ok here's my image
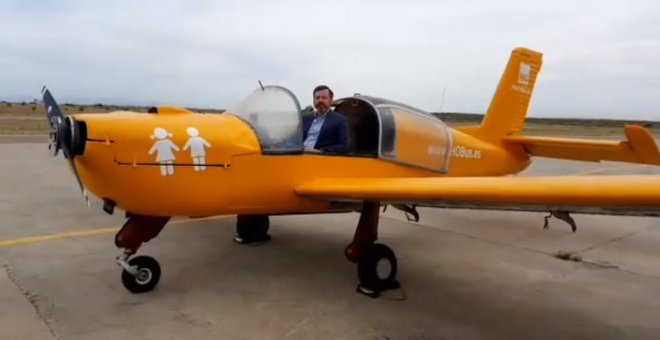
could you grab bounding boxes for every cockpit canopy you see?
[333,95,452,172]
[225,85,452,173]
[226,85,303,153]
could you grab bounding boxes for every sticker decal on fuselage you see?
[148,126,212,176]
[149,128,179,176]
[427,145,446,156]
[451,145,482,159]
[183,127,212,172]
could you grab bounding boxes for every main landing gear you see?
[114,214,170,293]
[232,207,399,297]
[345,201,401,298]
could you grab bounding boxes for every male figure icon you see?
[183,127,212,171]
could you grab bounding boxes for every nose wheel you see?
[114,214,169,294]
[119,254,161,293]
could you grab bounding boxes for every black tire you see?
[357,243,398,291]
[236,215,270,242]
[121,255,161,294]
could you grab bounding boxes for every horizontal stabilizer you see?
[504,125,660,165]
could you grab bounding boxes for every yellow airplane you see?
[42,47,660,298]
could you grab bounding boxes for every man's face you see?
[313,89,332,113]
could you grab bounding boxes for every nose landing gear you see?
[118,252,161,293]
[114,214,169,293]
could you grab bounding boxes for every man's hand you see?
[304,147,321,153]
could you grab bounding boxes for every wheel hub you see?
[136,268,152,284]
[376,258,391,279]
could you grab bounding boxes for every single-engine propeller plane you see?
[42,47,660,297]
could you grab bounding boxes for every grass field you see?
[0,101,657,138]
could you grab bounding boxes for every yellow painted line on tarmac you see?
[0,215,227,248]
[0,227,120,248]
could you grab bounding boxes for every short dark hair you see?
[313,85,333,98]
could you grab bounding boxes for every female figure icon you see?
[148,127,180,176]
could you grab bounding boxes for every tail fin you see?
[458,48,660,166]
[459,47,543,143]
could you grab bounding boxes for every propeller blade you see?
[42,85,64,121]
[66,157,90,208]
[41,86,90,208]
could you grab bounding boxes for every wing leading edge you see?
[295,176,660,217]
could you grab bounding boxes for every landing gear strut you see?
[543,210,577,232]
[346,201,400,298]
[114,214,169,293]
[233,214,271,245]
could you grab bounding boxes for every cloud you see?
[1,0,659,120]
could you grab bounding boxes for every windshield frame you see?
[225,85,304,155]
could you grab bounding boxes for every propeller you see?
[41,86,90,208]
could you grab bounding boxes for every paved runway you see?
[1,141,660,339]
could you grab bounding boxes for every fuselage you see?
[70,107,531,217]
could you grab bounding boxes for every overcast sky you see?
[1,0,659,120]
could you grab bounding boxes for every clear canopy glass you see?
[226,85,303,153]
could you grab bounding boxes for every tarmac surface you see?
[1,139,660,339]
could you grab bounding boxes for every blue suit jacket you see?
[302,110,349,154]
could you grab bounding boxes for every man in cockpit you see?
[302,85,349,154]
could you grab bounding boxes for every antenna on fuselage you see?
[258,80,264,91]
[439,85,447,113]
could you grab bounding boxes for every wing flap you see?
[295,176,660,216]
[503,125,660,165]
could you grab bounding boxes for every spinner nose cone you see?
[42,86,86,159]
[47,115,87,159]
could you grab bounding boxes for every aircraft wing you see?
[295,175,660,217]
